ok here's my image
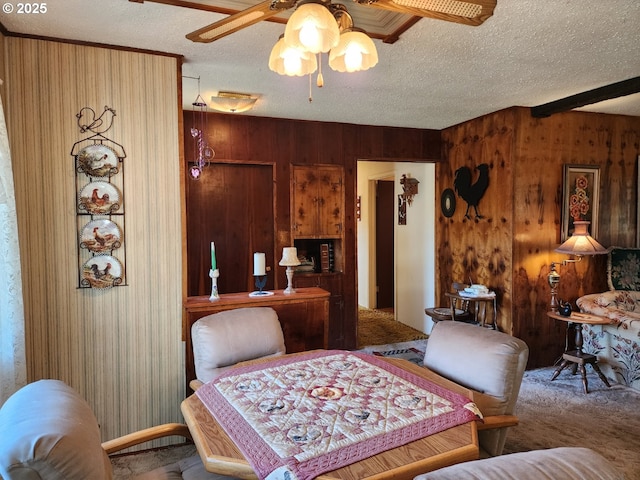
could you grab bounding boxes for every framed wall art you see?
[561,164,600,242]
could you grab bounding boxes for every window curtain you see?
[0,80,27,405]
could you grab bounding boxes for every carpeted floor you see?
[504,366,640,479]
[111,343,640,479]
[357,306,428,348]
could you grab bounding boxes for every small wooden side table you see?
[547,311,613,393]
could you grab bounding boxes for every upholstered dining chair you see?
[424,282,474,324]
[190,306,286,390]
[0,379,238,480]
[422,321,529,457]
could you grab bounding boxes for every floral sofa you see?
[577,247,640,392]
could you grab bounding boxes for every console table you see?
[183,287,330,394]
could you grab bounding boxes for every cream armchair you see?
[190,307,286,390]
[423,321,529,457]
[0,379,237,479]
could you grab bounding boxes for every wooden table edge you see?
[181,354,479,480]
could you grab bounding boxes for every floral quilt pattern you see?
[196,350,480,480]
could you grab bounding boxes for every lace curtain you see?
[0,82,27,405]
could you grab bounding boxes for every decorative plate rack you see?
[71,106,127,288]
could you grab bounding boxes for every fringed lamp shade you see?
[329,29,378,72]
[284,1,340,54]
[555,221,607,256]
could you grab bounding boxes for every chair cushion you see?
[0,379,112,480]
[423,321,528,417]
[423,321,529,456]
[192,307,286,384]
[413,447,622,480]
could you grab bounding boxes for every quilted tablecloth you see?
[196,350,480,480]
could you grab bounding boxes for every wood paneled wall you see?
[440,107,640,368]
[5,37,183,447]
[183,113,441,348]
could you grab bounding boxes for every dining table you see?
[181,350,480,480]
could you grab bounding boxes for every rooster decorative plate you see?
[76,144,120,178]
[80,219,122,253]
[81,255,123,289]
[78,181,121,214]
[441,188,456,218]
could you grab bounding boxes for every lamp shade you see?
[284,1,340,54]
[269,36,317,76]
[279,247,301,266]
[328,29,378,72]
[555,221,607,255]
[209,92,257,113]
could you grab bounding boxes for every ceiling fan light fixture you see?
[209,92,258,113]
[269,36,318,76]
[284,0,340,54]
[328,29,378,73]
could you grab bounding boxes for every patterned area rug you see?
[359,340,427,366]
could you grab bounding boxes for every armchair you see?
[0,379,236,479]
[190,307,286,390]
[423,321,529,457]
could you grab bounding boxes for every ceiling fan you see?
[186,0,497,43]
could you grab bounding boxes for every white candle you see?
[254,252,266,276]
[211,242,216,271]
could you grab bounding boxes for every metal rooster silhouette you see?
[453,164,490,219]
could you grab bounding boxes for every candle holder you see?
[249,274,274,297]
[209,268,220,301]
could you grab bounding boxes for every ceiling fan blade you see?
[186,0,296,43]
[356,0,496,26]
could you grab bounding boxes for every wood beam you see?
[531,76,640,118]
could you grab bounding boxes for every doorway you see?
[356,161,436,334]
[375,180,394,310]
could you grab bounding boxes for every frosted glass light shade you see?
[329,29,378,72]
[284,2,340,54]
[269,36,317,76]
[209,92,257,113]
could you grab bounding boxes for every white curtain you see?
[0,81,27,405]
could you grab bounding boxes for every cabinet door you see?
[317,167,343,237]
[292,165,344,238]
[292,167,318,236]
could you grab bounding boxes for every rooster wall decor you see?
[453,163,490,220]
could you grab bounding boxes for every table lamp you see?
[548,220,607,311]
[279,247,301,294]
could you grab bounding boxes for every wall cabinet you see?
[292,165,344,238]
[290,165,345,346]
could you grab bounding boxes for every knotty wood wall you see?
[439,107,640,367]
[5,36,184,447]
[183,113,442,349]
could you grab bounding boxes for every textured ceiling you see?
[1,0,639,129]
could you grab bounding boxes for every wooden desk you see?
[183,288,330,394]
[181,355,479,480]
[547,311,613,393]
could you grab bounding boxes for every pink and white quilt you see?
[196,350,480,480]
